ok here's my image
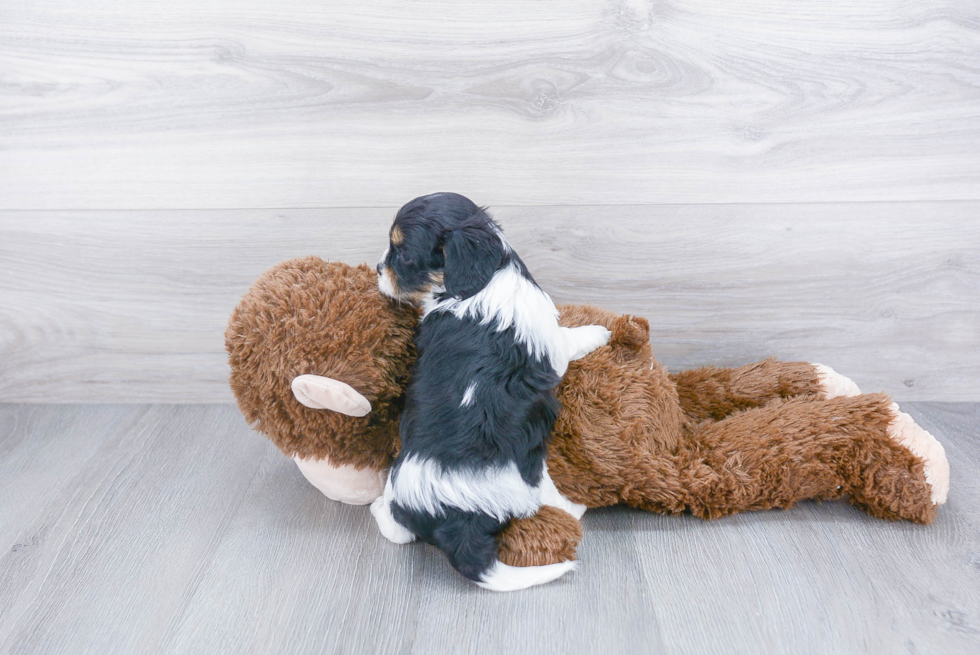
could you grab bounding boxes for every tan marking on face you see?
[429,271,444,286]
[382,267,399,295]
[406,284,431,304]
[390,225,404,246]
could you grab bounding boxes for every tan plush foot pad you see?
[812,363,862,398]
[887,403,950,505]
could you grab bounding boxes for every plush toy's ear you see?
[609,314,650,351]
[442,222,505,299]
[291,375,372,416]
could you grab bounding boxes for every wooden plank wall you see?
[1,1,978,401]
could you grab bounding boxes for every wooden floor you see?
[1,403,978,654]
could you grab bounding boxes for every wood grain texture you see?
[0,403,978,654]
[1,203,977,402]
[1,0,978,209]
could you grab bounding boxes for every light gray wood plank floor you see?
[1,403,977,654]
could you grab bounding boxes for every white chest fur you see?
[425,263,608,377]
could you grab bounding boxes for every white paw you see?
[812,363,861,398]
[370,495,416,544]
[476,560,577,592]
[886,402,950,505]
[567,325,612,361]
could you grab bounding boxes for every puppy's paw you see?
[812,363,861,399]
[370,496,416,544]
[477,560,577,592]
[565,324,612,362]
[886,402,950,505]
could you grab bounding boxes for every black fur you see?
[400,312,560,481]
[390,505,506,582]
[380,192,562,582]
[442,222,506,299]
[378,192,537,301]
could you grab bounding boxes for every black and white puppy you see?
[370,192,610,591]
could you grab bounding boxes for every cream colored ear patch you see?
[291,374,372,416]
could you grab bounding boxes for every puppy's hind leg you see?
[429,508,576,591]
[539,463,587,519]
[370,477,416,544]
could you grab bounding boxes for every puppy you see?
[370,192,610,591]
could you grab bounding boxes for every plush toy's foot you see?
[886,403,950,505]
[497,506,583,567]
[812,363,862,399]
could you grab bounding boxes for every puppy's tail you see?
[476,560,577,592]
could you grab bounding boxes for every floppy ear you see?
[442,223,505,299]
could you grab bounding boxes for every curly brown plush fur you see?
[227,258,945,570]
[669,359,823,422]
[226,257,417,470]
[549,305,936,523]
[496,506,583,567]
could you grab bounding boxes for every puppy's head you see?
[377,192,507,303]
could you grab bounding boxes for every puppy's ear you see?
[443,223,505,299]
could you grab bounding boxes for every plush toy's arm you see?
[668,359,859,422]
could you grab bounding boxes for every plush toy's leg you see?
[659,393,947,524]
[668,359,859,422]
[292,455,386,505]
[496,506,583,567]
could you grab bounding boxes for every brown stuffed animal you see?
[226,257,949,568]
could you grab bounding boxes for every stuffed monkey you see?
[226,257,949,568]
